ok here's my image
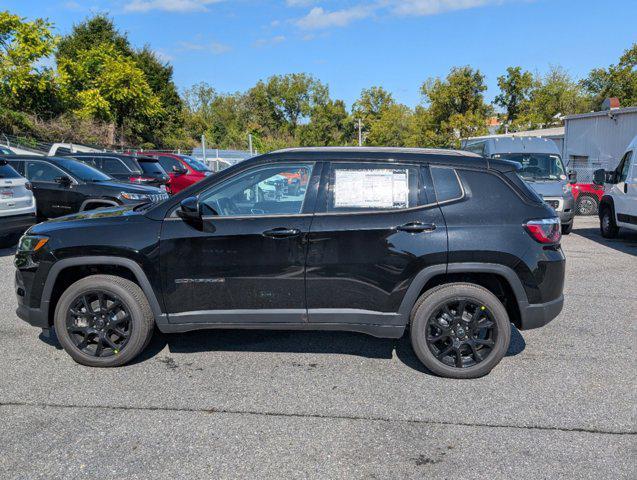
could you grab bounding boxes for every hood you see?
[525,180,566,197]
[29,205,142,234]
[91,179,162,193]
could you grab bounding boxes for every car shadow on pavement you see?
[130,323,526,376]
[574,227,637,256]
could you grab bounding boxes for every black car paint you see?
[15,148,565,338]
[5,156,165,219]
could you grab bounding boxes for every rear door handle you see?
[396,222,436,233]
[262,227,302,238]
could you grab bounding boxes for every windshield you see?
[492,153,566,181]
[53,157,112,182]
[179,155,211,172]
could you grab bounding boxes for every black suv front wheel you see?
[54,275,154,367]
[410,283,511,379]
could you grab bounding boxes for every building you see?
[563,106,637,181]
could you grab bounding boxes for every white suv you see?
[594,135,637,238]
[0,161,37,247]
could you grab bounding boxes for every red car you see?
[570,183,604,215]
[144,152,212,194]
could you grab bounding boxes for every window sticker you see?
[333,168,409,209]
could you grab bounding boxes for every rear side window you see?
[101,158,131,174]
[430,167,463,203]
[139,160,166,175]
[324,163,419,213]
[503,170,544,204]
[0,163,21,179]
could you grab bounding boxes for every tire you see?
[600,207,619,238]
[54,274,154,367]
[576,194,598,216]
[561,222,573,235]
[410,283,511,379]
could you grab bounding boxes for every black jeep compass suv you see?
[14,148,565,378]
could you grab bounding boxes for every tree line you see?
[1,11,635,152]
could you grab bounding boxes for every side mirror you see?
[568,171,577,184]
[176,196,201,223]
[55,175,72,187]
[593,169,605,186]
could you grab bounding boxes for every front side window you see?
[159,156,183,173]
[325,163,419,213]
[430,167,463,203]
[51,157,111,182]
[25,161,67,183]
[618,151,632,183]
[199,164,313,217]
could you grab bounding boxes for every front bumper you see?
[16,303,48,328]
[0,213,36,237]
[518,295,564,330]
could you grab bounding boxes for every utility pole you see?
[201,134,207,165]
[248,133,253,155]
[357,119,363,146]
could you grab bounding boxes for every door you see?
[305,162,447,326]
[614,150,637,227]
[160,161,320,324]
[23,160,79,218]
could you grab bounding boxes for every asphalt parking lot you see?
[0,216,635,479]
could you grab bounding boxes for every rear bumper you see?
[518,295,564,330]
[0,213,36,237]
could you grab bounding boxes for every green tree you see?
[519,66,588,128]
[299,99,352,146]
[366,103,412,147]
[56,14,132,61]
[581,44,637,108]
[58,44,162,142]
[421,66,492,146]
[0,11,59,116]
[494,66,535,125]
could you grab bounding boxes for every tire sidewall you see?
[54,278,149,367]
[411,286,511,379]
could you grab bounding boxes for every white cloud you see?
[391,0,503,16]
[254,35,286,47]
[295,5,374,29]
[178,41,232,54]
[124,0,223,13]
[294,0,510,29]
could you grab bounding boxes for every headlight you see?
[18,235,49,252]
[120,192,149,201]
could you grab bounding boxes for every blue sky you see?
[5,0,637,109]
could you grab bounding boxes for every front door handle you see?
[262,227,302,238]
[396,222,436,233]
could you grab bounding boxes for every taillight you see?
[524,218,561,244]
[25,182,32,191]
[129,176,154,183]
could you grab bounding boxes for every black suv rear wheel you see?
[54,274,154,367]
[410,283,511,379]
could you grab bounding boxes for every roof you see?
[465,127,564,141]
[465,136,561,155]
[268,146,481,157]
[564,106,637,121]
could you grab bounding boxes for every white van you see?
[594,134,637,237]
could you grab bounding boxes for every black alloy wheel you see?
[425,299,497,368]
[66,291,132,357]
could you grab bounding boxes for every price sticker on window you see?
[333,168,409,209]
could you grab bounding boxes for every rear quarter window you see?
[430,167,463,202]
